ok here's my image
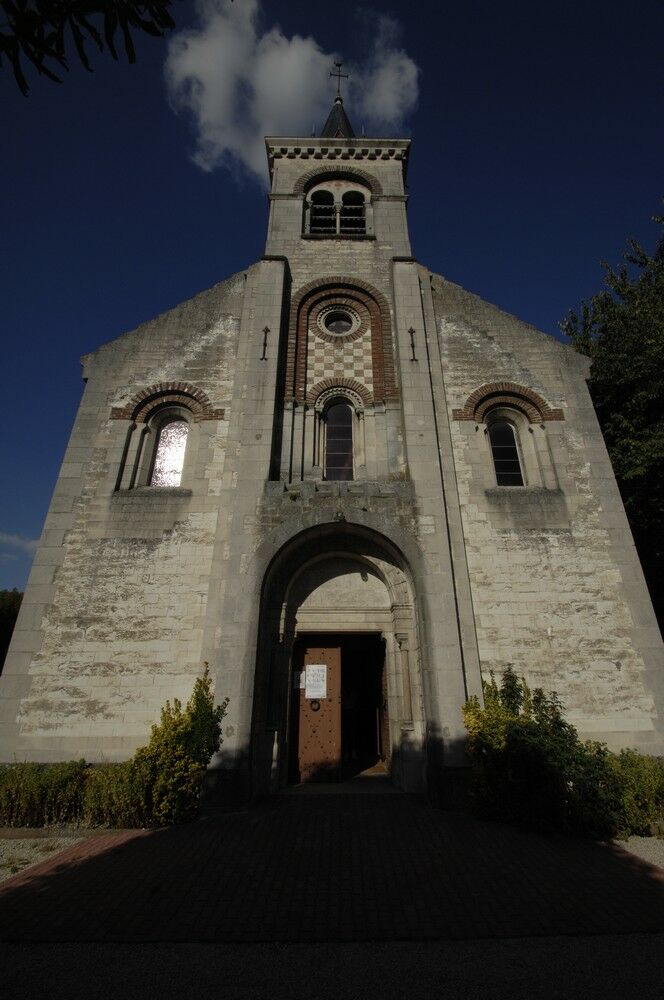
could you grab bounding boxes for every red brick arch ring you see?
[287,277,397,405]
[110,382,225,423]
[452,382,565,423]
[293,166,383,198]
[307,378,372,408]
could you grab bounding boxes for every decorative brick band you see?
[452,382,564,423]
[306,378,372,406]
[110,382,225,423]
[293,166,383,197]
[286,276,398,406]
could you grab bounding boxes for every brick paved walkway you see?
[0,793,662,943]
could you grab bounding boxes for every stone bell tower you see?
[263,86,413,485]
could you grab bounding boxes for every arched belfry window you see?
[309,190,335,234]
[304,180,371,237]
[340,191,366,234]
[325,402,353,481]
[149,418,189,487]
[487,419,525,486]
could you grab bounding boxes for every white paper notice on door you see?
[305,664,327,699]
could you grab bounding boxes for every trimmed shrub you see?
[0,760,87,826]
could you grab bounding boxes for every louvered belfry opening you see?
[309,190,336,234]
[340,191,366,234]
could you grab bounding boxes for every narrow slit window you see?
[340,191,366,234]
[325,403,353,481]
[488,421,524,486]
[150,419,188,487]
[309,190,335,234]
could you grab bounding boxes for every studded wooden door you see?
[298,646,342,782]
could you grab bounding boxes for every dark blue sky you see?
[2,0,663,588]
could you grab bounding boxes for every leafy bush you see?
[0,760,87,826]
[463,668,624,837]
[82,664,228,827]
[610,749,664,836]
[129,664,229,825]
[0,666,228,828]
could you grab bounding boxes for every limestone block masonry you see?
[1,104,662,795]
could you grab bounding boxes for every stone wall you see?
[0,272,246,761]
[432,274,664,752]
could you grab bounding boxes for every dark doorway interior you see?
[289,633,387,784]
[341,634,386,778]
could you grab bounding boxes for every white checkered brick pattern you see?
[307,327,374,396]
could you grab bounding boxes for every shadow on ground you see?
[0,793,662,943]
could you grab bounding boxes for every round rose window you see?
[323,310,354,336]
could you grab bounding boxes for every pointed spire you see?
[321,96,355,138]
[321,60,355,138]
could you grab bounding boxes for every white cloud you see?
[165,0,419,184]
[351,14,420,129]
[0,532,39,554]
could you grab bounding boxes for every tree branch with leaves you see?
[561,209,664,628]
[0,1,177,95]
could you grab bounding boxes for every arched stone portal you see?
[251,524,426,795]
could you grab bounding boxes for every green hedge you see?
[82,760,152,828]
[0,666,228,829]
[0,760,87,827]
[463,668,664,838]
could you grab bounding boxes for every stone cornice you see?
[264,137,410,183]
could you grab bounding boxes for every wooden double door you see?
[290,635,387,784]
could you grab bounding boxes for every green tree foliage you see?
[1,1,177,95]
[561,212,664,627]
[0,588,23,673]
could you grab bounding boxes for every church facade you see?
[2,96,662,797]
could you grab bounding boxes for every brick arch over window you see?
[110,382,225,423]
[287,277,397,405]
[452,382,564,423]
[293,166,383,198]
[307,377,372,407]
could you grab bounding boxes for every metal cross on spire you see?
[330,60,349,99]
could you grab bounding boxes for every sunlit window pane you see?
[150,420,188,487]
